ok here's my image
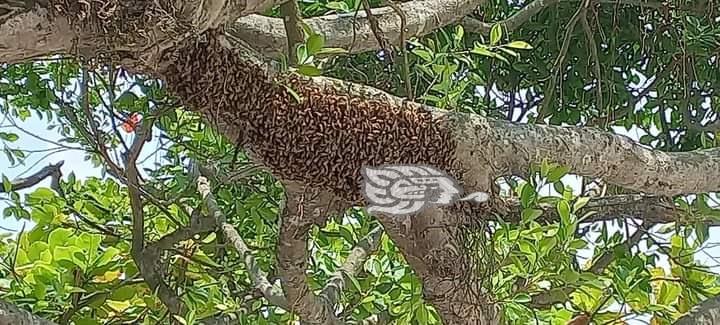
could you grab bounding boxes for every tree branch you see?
[279,0,304,65]
[674,294,720,324]
[195,173,289,309]
[0,161,64,193]
[277,182,345,324]
[507,194,691,225]
[320,226,383,312]
[229,0,486,57]
[461,0,560,34]
[0,298,57,325]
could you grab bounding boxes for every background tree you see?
[1,0,720,324]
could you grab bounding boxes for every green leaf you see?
[412,49,434,62]
[513,293,532,304]
[282,84,303,103]
[297,64,322,76]
[315,47,349,56]
[49,228,73,247]
[547,165,571,182]
[325,1,350,12]
[28,242,49,260]
[296,44,308,64]
[75,317,101,325]
[95,247,119,266]
[490,24,503,45]
[573,197,591,211]
[111,285,137,301]
[306,34,325,56]
[520,183,536,208]
[2,175,11,192]
[521,208,543,222]
[505,40,533,49]
[0,132,19,142]
[471,44,493,57]
[454,25,464,43]
[29,187,55,201]
[557,200,571,225]
[416,305,429,324]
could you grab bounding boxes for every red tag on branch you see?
[121,113,141,133]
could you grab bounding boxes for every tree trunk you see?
[4,1,720,324]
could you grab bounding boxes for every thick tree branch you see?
[507,194,691,225]
[278,183,346,324]
[0,0,282,64]
[0,161,64,193]
[230,0,486,57]
[674,294,720,325]
[448,111,720,196]
[0,299,57,325]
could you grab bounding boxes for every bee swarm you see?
[164,39,459,203]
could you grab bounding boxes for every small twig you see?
[580,10,602,119]
[386,0,413,100]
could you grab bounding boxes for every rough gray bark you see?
[675,295,720,325]
[0,299,56,325]
[446,111,720,196]
[1,1,719,325]
[233,0,487,57]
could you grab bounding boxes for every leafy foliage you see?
[2,0,720,324]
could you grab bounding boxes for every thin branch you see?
[0,161,63,193]
[462,0,561,34]
[530,222,651,307]
[319,226,383,310]
[194,170,289,309]
[362,0,392,60]
[122,115,185,316]
[580,9,602,119]
[386,0,413,100]
[507,194,688,225]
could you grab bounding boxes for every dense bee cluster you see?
[163,40,458,202]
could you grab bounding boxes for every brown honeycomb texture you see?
[163,39,458,202]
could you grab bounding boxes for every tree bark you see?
[675,295,720,325]
[0,299,56,325]
[3,1,720,324]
